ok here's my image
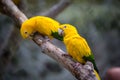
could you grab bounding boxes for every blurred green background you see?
[0,0,120,80]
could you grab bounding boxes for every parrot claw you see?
[44,36,50,42]
[72,62,82,70]
[45,38,50,42]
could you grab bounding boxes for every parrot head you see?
[20,19,36,39]
[58,24,78,37]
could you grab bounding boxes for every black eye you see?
[64,26,66,28]
[24,32,27,34]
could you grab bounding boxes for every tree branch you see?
[40,0,73,18]
[33,34,97,80]
[0,0,27,28]
[0,0,97,80]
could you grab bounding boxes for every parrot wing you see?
[75,37,99,73]
[83,54,99,73]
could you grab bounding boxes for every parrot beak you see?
[21,32,34,39]
[28,34,34,39]
[28,32,36,39]
[58,28,64,36]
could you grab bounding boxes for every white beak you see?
[58,28,64,36]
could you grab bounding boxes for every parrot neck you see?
[64,32,80,41]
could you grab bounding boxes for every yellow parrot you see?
[20,16,63,40]
[58,24,101,80]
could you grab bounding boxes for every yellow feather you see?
[20,16,60,39]
[59,24,101,80]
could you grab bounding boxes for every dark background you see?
[0,0,120,80]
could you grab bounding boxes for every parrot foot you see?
[72,62,82,70]
[45,38,50,42]
[44,36,50,41]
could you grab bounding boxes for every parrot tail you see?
[94,70,101,80]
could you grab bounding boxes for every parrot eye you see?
[24,32,28,34]
[64,26,66,28]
